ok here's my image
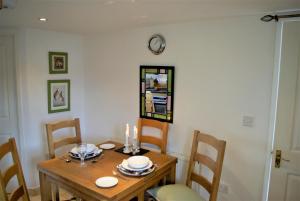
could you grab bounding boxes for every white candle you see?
[125,123,129,145]
[133,126,137,140]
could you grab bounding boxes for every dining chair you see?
[46,118,82,159]
[0,138,30,201]
[147,130,226,201]
[137,118,169,154]
[45,118,82,201]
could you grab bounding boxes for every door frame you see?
[263,17,300,201]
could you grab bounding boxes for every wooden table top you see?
[37,141,177,201]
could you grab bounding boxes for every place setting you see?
[68,143,103,166]
[114,124,156,176]
[116,155,156,177]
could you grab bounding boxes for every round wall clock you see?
[148,34,166,55]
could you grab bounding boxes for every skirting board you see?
[28,187,40,196]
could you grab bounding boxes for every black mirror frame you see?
[139,65,175,123]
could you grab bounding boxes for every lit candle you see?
[125,123,129,145]
[133,126,137,140]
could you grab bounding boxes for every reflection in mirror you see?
[140,66,174,123]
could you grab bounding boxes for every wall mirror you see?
[140,65,175,123]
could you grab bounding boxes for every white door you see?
[0,35,19,153]
[268,21,300,201]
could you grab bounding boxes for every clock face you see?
[150,37,162,51]
[148,34,165,55]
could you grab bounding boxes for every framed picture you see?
[48,79,70,113]
[49,52,68,74]
[140,65,175,123]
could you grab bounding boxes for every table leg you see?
[53,184,59,201]
[166,165,176,184]
[39,171,52,201]
[137,190,144,201]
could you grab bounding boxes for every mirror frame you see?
[139,65,175,123]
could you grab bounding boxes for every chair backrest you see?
[0,138,30,201]
[137,118,169,154]
[46,118,82,159]
[186,130,226,201]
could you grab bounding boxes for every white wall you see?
[15,28,85,187]
[84,16,276,201]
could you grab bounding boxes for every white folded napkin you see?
[70,144,97,155]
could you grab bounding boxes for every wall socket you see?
[219,182,229,194]
[242,115,254,127]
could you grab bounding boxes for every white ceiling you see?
[0,0,300,35]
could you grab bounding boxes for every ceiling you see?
[0,0,299,35]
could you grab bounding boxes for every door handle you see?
[275,150,290,168]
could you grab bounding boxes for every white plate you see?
[95,176,118,188]
[127,156,149,169]
[118,165,156,177]
[121,159,153,172]
[70,144,97,154]
[99,143,116,150]
[69,148,102,160]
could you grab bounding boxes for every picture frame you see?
[140,65,175,123]
[48,79,70,113]
[49,52,68,74]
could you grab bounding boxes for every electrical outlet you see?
[219,183,229,194]
[242,115,254,127]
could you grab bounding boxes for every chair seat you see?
[147,184,205,201]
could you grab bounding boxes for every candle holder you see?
[123,143,131,154]
[132,139,140,155]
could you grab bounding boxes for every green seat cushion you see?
[147,184,205,201]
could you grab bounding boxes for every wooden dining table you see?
[38,141,177,201]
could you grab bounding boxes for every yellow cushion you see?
[147,184,205,201]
